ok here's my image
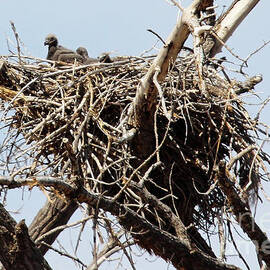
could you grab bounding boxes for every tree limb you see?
[210,0,260,57]
[218,161,270,268]
[28,196,78,255]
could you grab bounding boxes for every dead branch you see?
[210,0,260,57]
[218,161,270,268]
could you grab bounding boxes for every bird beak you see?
[44,41,48,46]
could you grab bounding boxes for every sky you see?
[0,1,270,270]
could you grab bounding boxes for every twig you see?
[167,0,184,12]
[40,241,87,267]
[147,29,166,45]
[10,21,22,65]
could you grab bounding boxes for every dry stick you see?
[210,31,246,63]
[92,207,98,270]
[129,180,190,246]
[154,104,161,163]
[227,221,251,270]
[245,139,266,193]
[75,210,90,254]
[86,236,135,270]
[168,163,180,219]
[35,216,92,243]
[147,29,166,45]
[153,68,171,120]
[1,77,39,122]
[192,25,212,93]
[18,91,90,158]
[117,243,136,270]
[217,212,225,261]
[227,145,258,170]
[7,54,56,64]
[240,40,270,73]
[25,99,73,139]
[72,109,92,153]
[168,0,184,12]
[210,0,260,57]
[40,241,87,268]
[10,21,22,65]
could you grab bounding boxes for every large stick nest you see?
[0,53,269,244]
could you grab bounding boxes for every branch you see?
[210,0,260,57]
[131,1,190,130]
[218,161,270,268]
[28,195,78,255]
[130,0,215,158]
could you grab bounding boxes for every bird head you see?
[44,34,58,46]
[76,47,89,58]
[99,53,112,63]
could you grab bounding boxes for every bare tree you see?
[0,0,269,269]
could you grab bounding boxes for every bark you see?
[0,203,52,270]
[28,196,78,255]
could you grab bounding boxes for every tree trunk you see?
[29,196,78,255]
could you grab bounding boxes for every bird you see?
[57,52,84,63]
[44,34,83,63]
[76,47,98,64]
[98,52,113,63]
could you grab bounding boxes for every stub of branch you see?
[0,203,52,270]
[234,74,263,95]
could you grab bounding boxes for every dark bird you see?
[76,47,98,64]
[98,52,113,63]
[44,34,83,63]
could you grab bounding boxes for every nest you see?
[0,53,269,241]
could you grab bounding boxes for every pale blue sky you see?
[1,1,270,270]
